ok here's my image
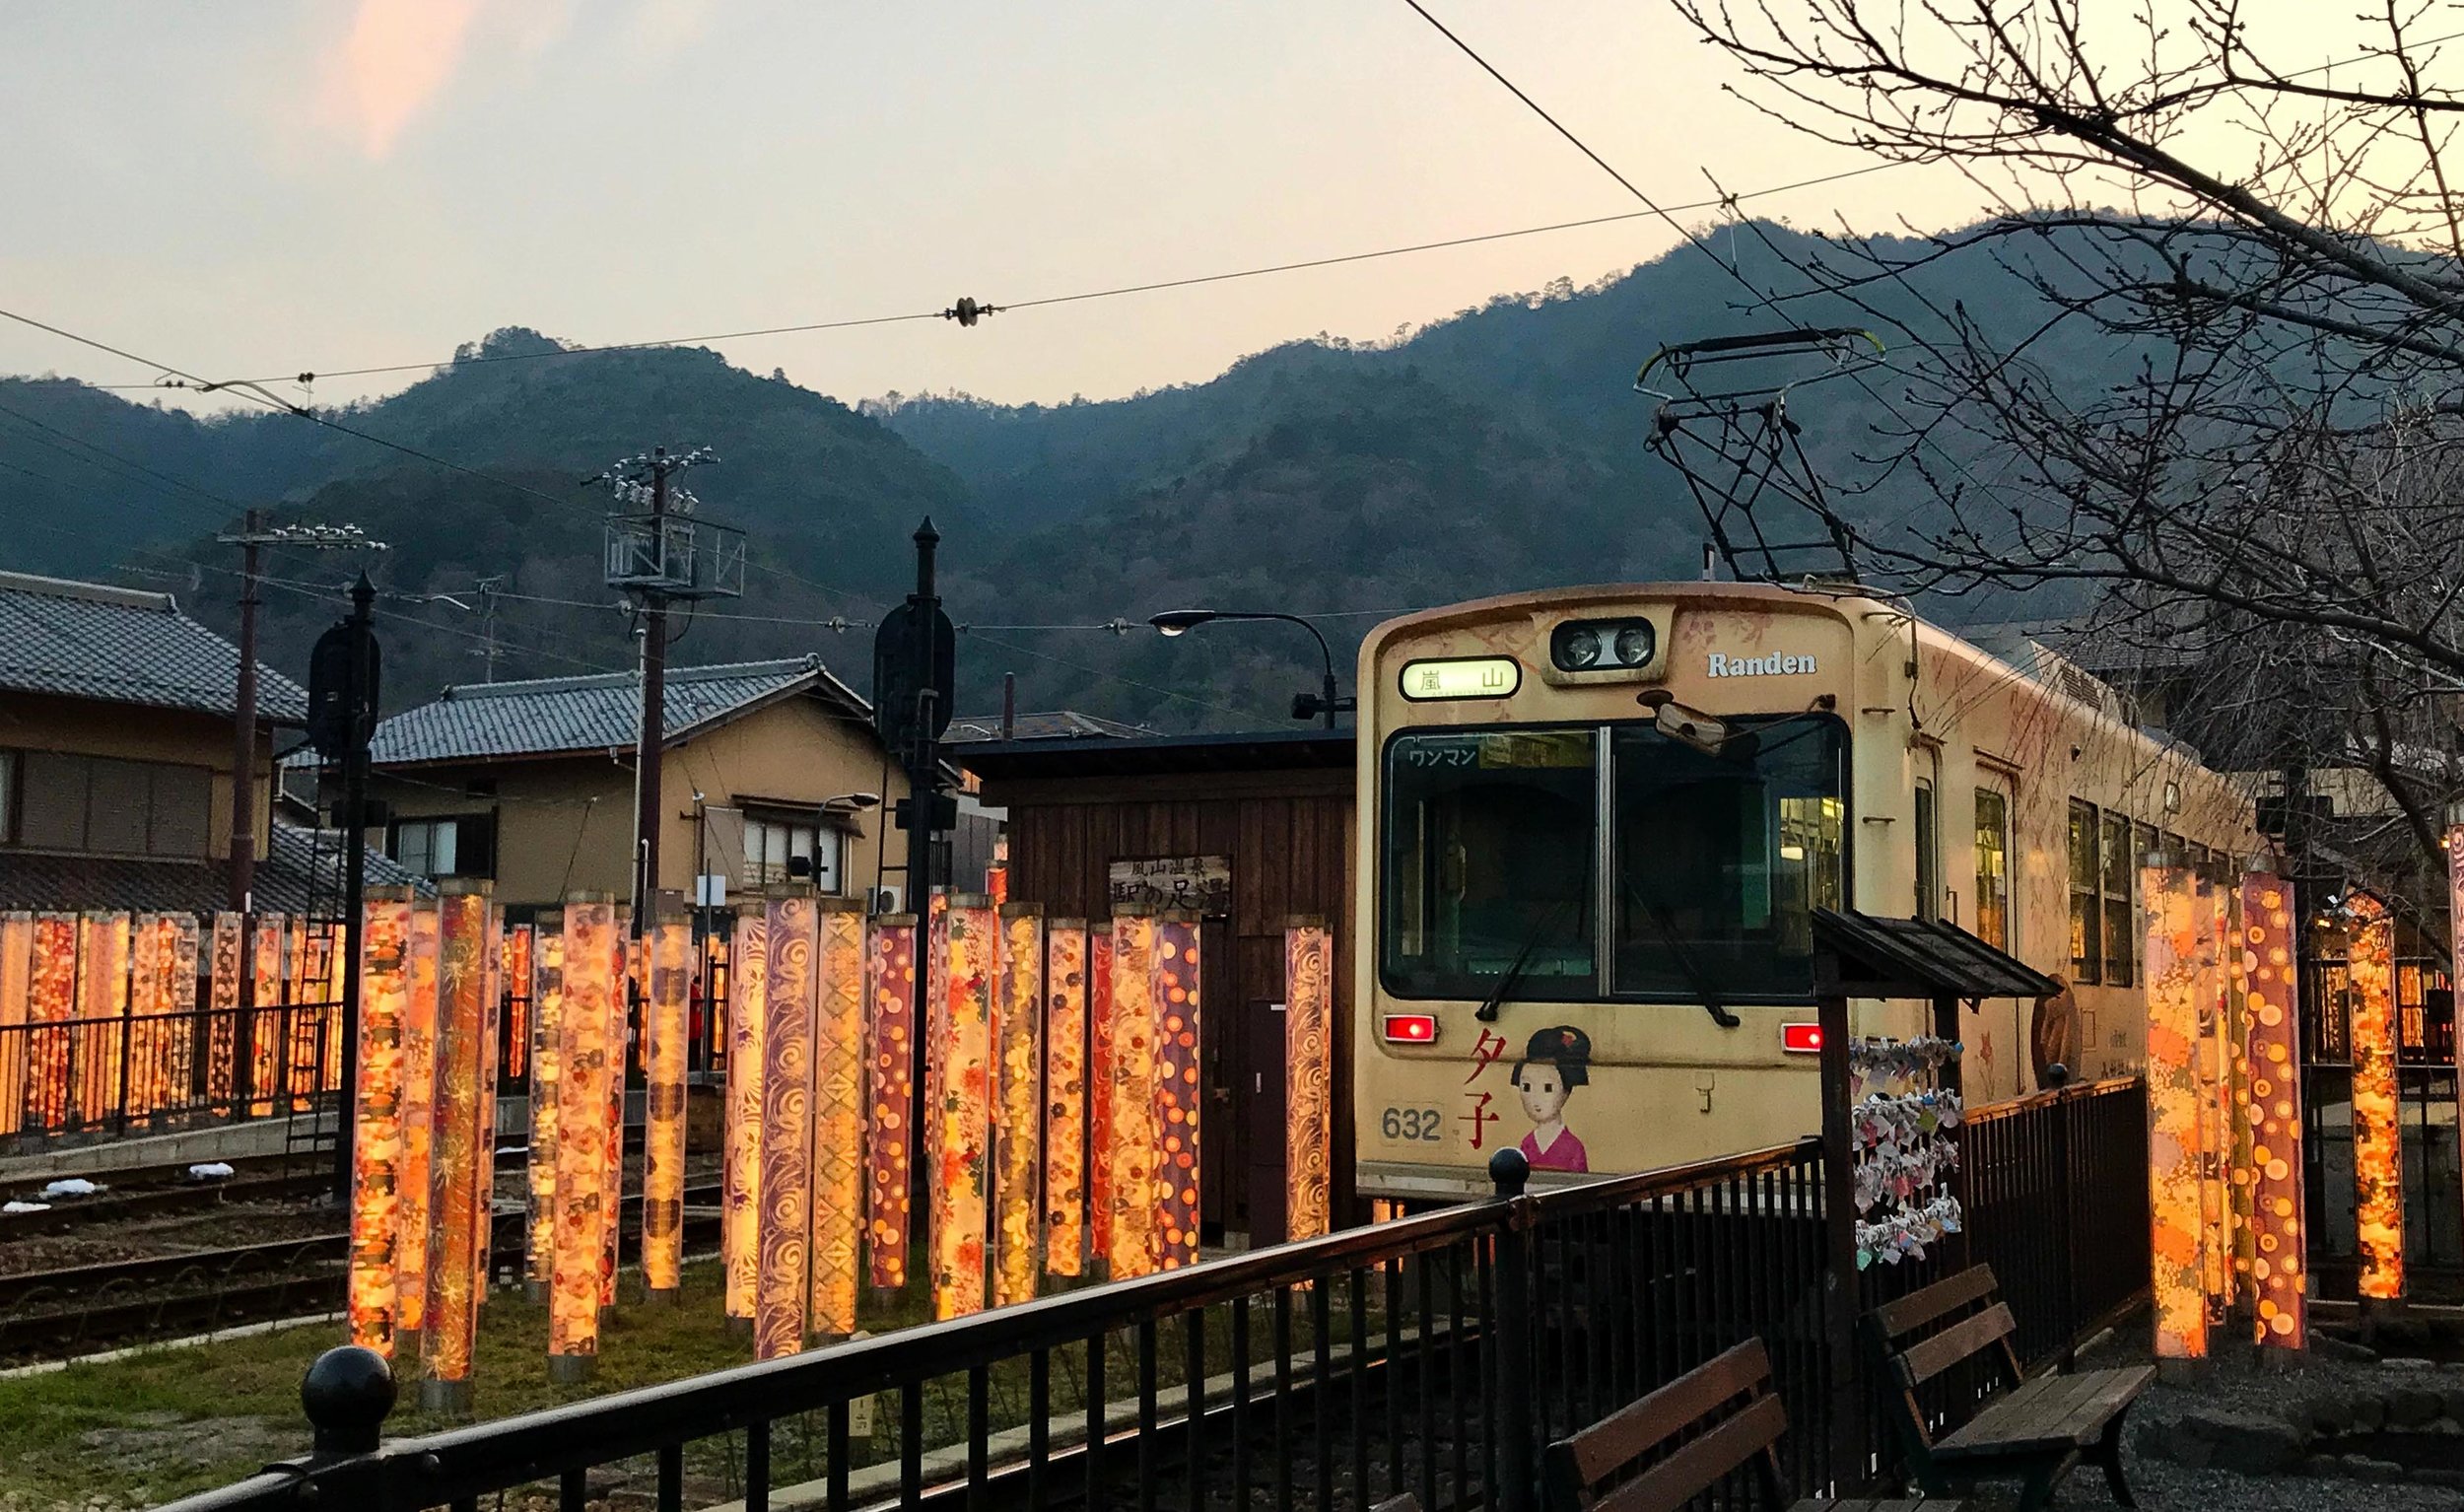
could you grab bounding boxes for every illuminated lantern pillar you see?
[0,913,28,1138]
[1151,914,1201,1271]
[247,914,283,1116]
[206,913,242,1114]
[864,914,917,1291]
[2240,873,2306,1350]
[724,902,768,1325]
[2223,882,2257,1313]
[930,895,995,1319]
[126,915,165,1122]
[809,898,865,1336]
[2349,891,2404,1304]
[992,905,1045,1305]
[2194,874,2230,1320]
[1087,927,1117,1268]
[421,883,492,1414]
[25,915,74,1132]
[757,891,817,1360]
[525,925,565,1305]
[506,925,533,1082]
[1284,918,1335,1244]
[348,892,413,1354]
[172,915,200,1103]
[2142,862,2208,1360]
[1043,920,1088,1278]
[550,895,618,1382]
[396,899,442,1360]
[643,905,691,1303]
[603,906,630,1310]
[1106,911,1160,1279]
[474,906,505,1306]
[78,912,130,1127]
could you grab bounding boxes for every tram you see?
[1353,582,2255,1200]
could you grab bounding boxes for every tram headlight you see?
[1551,618,1659,674]
[1555,625,1603,669]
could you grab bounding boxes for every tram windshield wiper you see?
[1622,874,1741,1029]
[1474,896,1577,1023]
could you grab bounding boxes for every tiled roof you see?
[0,571,307,721]
[0,823,431,916]
[365,655,871,767]
[944,710,1152,743]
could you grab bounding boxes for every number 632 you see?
[1381,1106,1443,1142]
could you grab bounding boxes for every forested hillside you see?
[0,221,2163,726]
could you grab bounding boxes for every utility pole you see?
[217,516,384,913]
[472,576,506,682]
[588,445,729,938]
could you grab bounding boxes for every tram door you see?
[1244,997,1291,1247]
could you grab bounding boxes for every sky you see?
[0,0,2259,417]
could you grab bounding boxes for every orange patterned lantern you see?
[1087,928,1116,1264]
[26,914,74,1132]
[809,898,865,1336]
[347,892,413,1354]
[1151,915,1201,1271]
[206,913,242,1114]
[864,915,917,1290]
[2143,864,2208,1359]
[246,914,283,1117]
[757,891,817,1360]
[930,895,994,1319]
[1105,911,1159,1279]
[1284,919,1334,1244]
[474,906,504,1306]
[992,905,1045,1304]
[525,925,565,1304]
[80,912,130,1126]
[643,908,691,1301]
[724,902,768,1323]
[396,900,442,1356]
[603,906,630,1309]
[0,913,29,1138]
[2240,873,2305,1349]
[1043,920,1088,1278]
[549,896,618,1382]
[506,925,533,1081]
[423,884,492,1414]
[2349,891,2403,1302]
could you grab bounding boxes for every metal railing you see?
[165,1079,2149,1512]
[0,1001,339,1143]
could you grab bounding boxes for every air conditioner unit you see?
[868,885,904,917]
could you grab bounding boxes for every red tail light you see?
[1780,1022,1824,1055]
[1382,1014,1439,1044]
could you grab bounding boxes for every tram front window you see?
[1610,717,1845,999]
[1382,729,1597,998]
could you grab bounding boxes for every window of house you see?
[2068,799,2101,985]
[2100,811,2134,986]
[389,814,496,879]
[5,750,211,858]
[1974,787,2012,952]
[744,813,847,893]
[1913,779,1938,922]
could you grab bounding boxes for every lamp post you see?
[1148,610,1355,728]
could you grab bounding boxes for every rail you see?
[160,1079,2149,1512]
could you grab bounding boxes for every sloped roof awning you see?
[1811,909,2062,1000]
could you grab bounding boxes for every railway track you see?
[0,1180,725,1361]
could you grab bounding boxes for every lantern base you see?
[393,1328,423,1364]
[726,1316,754,1339]
[548,1353,597,1385]
[647,1285,683,1307]
[2155,1357,2211,1386]
[419,1378,475,1416]
[525,1281,549,1305]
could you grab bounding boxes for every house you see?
[358,656,912,915]
[0,570,393,912]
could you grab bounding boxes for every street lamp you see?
[1149,609,1355,728]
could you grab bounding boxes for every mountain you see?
[0,221,2173,726]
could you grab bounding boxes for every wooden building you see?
[960,728,1358,1244]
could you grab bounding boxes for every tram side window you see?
[2068,799,2102,985]
[1383,729,1598,997]
[1974,788,2011,952]
[1610,715,1844,999]
[2100,811,2134,987]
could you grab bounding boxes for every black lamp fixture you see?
[1149,609,1355,728]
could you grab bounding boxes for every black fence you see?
[165,1079,2147,1512]
[0,1001,338,1145]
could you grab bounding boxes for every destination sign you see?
[1400,656,1521,701]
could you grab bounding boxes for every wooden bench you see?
[1541,1337,1945,1512]
[1868,1265,2151,1512]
